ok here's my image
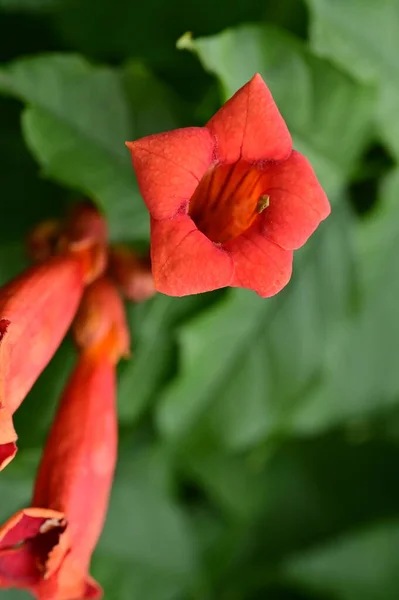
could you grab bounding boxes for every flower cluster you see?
[0,203,154,599]
[0,74,329,599]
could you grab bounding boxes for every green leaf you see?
[118,291,224,425]
[91,554,185,600]
[306,0,398,84]
[13,338,76,448]
[183,24,375,195]
[305,0,399,160]
[282,520,399,600]
[156,205,356,449]
[0,591,30,600]
[181,435,399,598]
[0,55,185,241]
[92,442,200,599]
[356,167,399,286]
[291,172,399,434]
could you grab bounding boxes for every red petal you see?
[0,256,85,417]
[206,74,292,164]
[225,219,293,297]
[126,128,215,220]
[260,151,331,250]
[0,403,17,471]
[0,509,60,550]
[150,215,234,296]
[84,575,103,599]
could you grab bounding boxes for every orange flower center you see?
[188,160,269,244]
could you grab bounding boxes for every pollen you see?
[188,160,269,244]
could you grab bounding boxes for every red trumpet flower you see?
[0,277,129,599]
[127,74,330,297]
[0,204,108,470]
[0,256,86,470]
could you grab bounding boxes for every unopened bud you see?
[72,277,130,363]
[59,202,108,284]
[109,245,155,302]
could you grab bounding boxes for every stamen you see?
[256,195,270,214]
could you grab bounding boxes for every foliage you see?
[0,0,398,598]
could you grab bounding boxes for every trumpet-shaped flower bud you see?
[109,245,155,303]
[1,204,110,470]
[0,278,129,599]
[0,256,86,470]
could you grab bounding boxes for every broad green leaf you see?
[182,435,399,597]
[378,84,399,161]
[183,450,268,521]
[0,591,29,600]
[92,442,200,599]
[306,0,398,84]
[183,24,375,195]
[118,291,224,425]
[91,554,185,600]
[291,171,399,434]
[305,0,399,160]
[156,204,356,449]
[356,167,399,286]
[0,472,31,522]
[0,55,184,241]
[283,520,399,600]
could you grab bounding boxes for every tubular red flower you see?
[1,204,109,470]
[0,256,86,470]
[0,279,129,600]
[126,74,330,297]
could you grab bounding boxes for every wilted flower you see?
[127,74,330,297]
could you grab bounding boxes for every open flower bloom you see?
[127,74,330,297]
[0,278,129,599]
[0,204,109,471]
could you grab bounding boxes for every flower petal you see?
[126,128,215,220]
[260,151,331,250]
[225,219,293,297]
[0,510,67,590]
[150,215,234,295]
[0,403,17,471]
[84,575,103,599]
[206,73,292,164]
[0,256,85,418]
[0,508,65,550]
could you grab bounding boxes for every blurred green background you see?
[1,0,399,598]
